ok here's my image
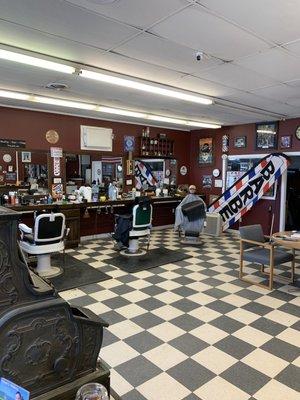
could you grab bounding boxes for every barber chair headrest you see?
[182,200,206,222]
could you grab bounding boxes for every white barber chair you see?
[19,212,66,278]
[120,200,153,256]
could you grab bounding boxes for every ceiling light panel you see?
[34,96,96,110]
[0,49,75,74]
[80,69,213,105]
[0,89,220,128]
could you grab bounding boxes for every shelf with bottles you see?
[140,136,174,157]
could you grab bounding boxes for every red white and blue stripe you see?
[208,153,289,231]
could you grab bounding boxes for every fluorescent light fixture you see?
[187,121,221,129]
[97,106,147,119]
[147,115,187,125]
[34,96,96,110]
[0,89,221,128]
[81,69,213,105]
[0,90,30,100]
[0,49,75,74]
[257,129,276,134]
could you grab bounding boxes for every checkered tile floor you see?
[61,229,300,400]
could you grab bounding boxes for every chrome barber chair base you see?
[120,248,146,257]
[35,254,63,278]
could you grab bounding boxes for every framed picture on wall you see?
[280,135,292,149]
[256,122,278,149]
[199,137,213,164]
[233,136,247,148]
[21,151,31,163]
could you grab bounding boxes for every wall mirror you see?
[66,154,123,192]
[134,158,177,189]
[17,150,48,188]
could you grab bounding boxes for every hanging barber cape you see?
[208,153,289,231]
[135,160,157,189]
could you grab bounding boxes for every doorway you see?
[286,156,300,230]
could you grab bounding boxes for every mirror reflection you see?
[17,150,48,191]
[66,154,123,200]
[134,158,177,196]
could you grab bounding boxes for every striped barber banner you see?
[208,153,290,231]
[135,160,157,189]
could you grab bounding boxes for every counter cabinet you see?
[8,197,182,248]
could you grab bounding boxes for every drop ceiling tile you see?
[64,0,187,29]
[236,48,300,82]
[199,0,300,45]
[221,92,294,117]
[199,63,279,91]
[115,32,222,75]
[0,0,138,50]
[250,84,300,104]
[285,39,300,57]
[172,75,240,98]
[150,6,270,60]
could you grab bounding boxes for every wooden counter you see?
[7,197,183,247]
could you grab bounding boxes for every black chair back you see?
[239,224,265,249]
[34,213,65,244]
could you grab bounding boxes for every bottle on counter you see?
[47,194,53,204]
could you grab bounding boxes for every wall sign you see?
[124,136,135,152]
[53,157,61,176]
[50,147,63,158]
[0,139,26,148]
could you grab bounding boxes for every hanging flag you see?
[208,153,289,230]
[134,160,157,189]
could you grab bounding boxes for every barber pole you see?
[208,153,289,231]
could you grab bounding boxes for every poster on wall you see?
[92,161,102,183]
[0,377,30,400]
[202,175,212,188]
[199,137,213,164]
[124,136,135,152]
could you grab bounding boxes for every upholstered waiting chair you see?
[239,224,295,290]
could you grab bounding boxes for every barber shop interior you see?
[0,2,300,400]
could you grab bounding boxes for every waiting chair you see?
[239,224,295,290]
[121,199,153,256]
[19,212,67,278]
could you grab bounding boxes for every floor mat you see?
[48,254,111,291]
[104,247,190,272]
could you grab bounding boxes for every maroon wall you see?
[0,107,191,184]
[190,118,300,233]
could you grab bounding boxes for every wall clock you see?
[180,166,187,176]
[213,168,220,178]
[3,154,11,163]
[46,130,59,144]
[295,126,300,140]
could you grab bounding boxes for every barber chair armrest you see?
[19,223,32,234]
